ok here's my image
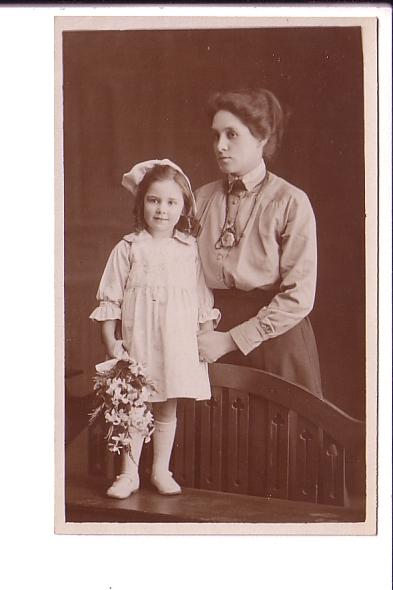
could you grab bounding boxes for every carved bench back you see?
[171,364,365,506]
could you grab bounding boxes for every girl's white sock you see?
[121,432,144,478]
[151,419,177,477]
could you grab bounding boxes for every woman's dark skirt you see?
[213,288,323,399]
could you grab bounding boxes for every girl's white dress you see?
[90,229,220,401]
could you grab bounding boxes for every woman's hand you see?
[197,330,237,363]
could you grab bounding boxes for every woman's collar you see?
[228,159,266,192]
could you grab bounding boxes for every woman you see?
[196,88,323,398]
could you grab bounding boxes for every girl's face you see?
[143,179,184,238]
[211,110,266,177]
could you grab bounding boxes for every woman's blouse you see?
[195,160,318,356]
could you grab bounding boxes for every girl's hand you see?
[197,330,237,363]
[198,320,214,333]
[101,321,129,360]
[107,339,129,361]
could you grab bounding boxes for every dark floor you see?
[65,475,366,524]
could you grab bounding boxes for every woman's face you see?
[211,110,266,177]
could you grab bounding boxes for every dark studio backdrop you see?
[63,26,365,419]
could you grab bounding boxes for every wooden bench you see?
[78,363,366,522]
[65,474,364,523]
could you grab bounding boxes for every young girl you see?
[89,159,220,499]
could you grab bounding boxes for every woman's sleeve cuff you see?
[229,317,273,356]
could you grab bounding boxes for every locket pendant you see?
[215,227,238,249]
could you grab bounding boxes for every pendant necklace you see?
[215,172,269,250]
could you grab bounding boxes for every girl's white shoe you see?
[151,470,182,495]
[106,473,140,499]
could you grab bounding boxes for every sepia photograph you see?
[2,5,391,590]
[55,13,378,535]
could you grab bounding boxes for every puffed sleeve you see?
[229,191,317,354]
[89,239,132,321]
[195,243,221,327]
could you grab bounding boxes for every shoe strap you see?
[116,473,136,482]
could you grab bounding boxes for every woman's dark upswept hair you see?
[207,88,285,161]
[134,164,200,236]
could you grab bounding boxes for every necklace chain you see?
[215,173,269,250]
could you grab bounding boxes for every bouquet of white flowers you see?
[89,358,156,457]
